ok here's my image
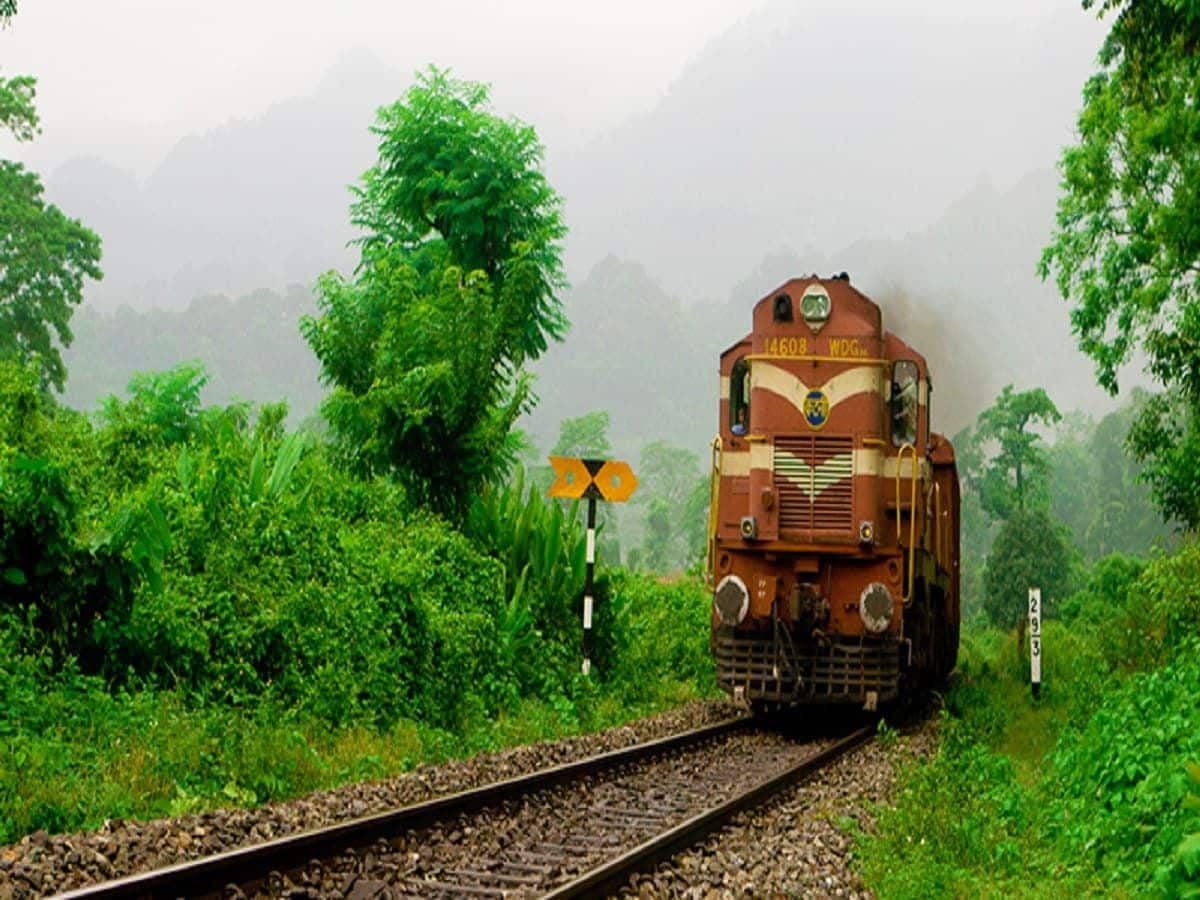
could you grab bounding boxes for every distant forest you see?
[63,286,324,422]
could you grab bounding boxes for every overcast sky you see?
[3,0,1104,179]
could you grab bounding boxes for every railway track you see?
[56,717,872,899]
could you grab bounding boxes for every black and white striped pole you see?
[1028,587,1042,700]
[582,494,597,676]
[547,455,638,677]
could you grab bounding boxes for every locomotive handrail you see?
[706,435,722,585]
[895,443,919,605]
[934,480,943,565]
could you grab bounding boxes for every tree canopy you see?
[352,67,566,367]
[550,411,612,460]
[1039,0,1200,528]
[303,69,567,518]
[0,74,103,392]
[962,385,1061,521]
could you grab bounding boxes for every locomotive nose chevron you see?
[773,449,854,500]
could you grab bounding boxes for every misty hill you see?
[44,3,1104,318]
[555,1,1104,299]
[62,286,323,418]
[58,169,1111,461]
[46,50,398,310]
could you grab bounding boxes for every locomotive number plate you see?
[761,336,874,359]
[764,336,808,356]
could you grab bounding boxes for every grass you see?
[855,613,1200,898]
[0,658,715,845]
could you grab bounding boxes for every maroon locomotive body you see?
[708,275,960,710]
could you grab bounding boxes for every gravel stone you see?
[615,713,939,899]
[0,699,738,897]
[3,698,937,898]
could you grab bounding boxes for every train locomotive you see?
[707,274,960,710]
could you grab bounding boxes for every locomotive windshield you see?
[730,357,750,434]
[891,360,919,446]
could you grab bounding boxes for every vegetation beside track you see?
[0,64,717,845]
[856,546,1200,896]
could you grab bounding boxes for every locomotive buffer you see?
[548,456,638,675]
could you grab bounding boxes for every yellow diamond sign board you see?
[547,457,638,503]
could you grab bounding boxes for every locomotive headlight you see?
[740,515,758,540]
[714,575,750,626]
[800,286,832,331]
[858,520,875,544]
[859,582,894,633]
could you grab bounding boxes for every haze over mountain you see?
[44,51,393,309]
[29,0,1123,458]
[554,1,1106,299]
[34,1,1105,311]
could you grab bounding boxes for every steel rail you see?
[544,724,874,899]
[53,715,752,900]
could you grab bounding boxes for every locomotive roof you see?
[719,274,881,357]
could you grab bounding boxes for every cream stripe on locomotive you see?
[723,448,931,480]
[750,363,882,413]
[853,449,932,479]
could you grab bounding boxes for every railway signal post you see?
[548,456,638,675]
[1029,587,1042,699]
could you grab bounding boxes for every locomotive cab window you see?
[730,357,750,435]
[891,360,919,447]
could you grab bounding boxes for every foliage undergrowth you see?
[0,360,717,844]
[856,546,1200,898]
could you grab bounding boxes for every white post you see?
[581,495,597,676]
[1028,587,1042,700]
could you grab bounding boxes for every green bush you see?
[0,360,720,843]
[982,506,1079,627]
[858,543,1200,897]
[598,571,715,702]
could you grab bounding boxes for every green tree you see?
[629,441,706,572]
[303,69,567,518]
[959,387,1075,624]
[1039,0,1200,528]
[1047,392,1176,557]
[353,66,566,366]
[550,410,612,459]
[0,75,103,392]
[982,507,1077,626]
[968,385,1062,521]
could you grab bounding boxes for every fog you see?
[2,0,1122,452]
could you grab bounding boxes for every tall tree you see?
[1039,0,1200,527]
[961,386,1075,625]
[629,441,708,572]
[967,385,1062,521]
[550,411,612,460]
[303,69,567,518]
[352,66,566,368]
[0,75,103,392]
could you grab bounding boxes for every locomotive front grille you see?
[712,627,900,703]
[774,435,854,532]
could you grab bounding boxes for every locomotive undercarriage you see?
[712,625,901,706]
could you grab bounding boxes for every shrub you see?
[598,571,714,701]
[983,507,1078,626]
